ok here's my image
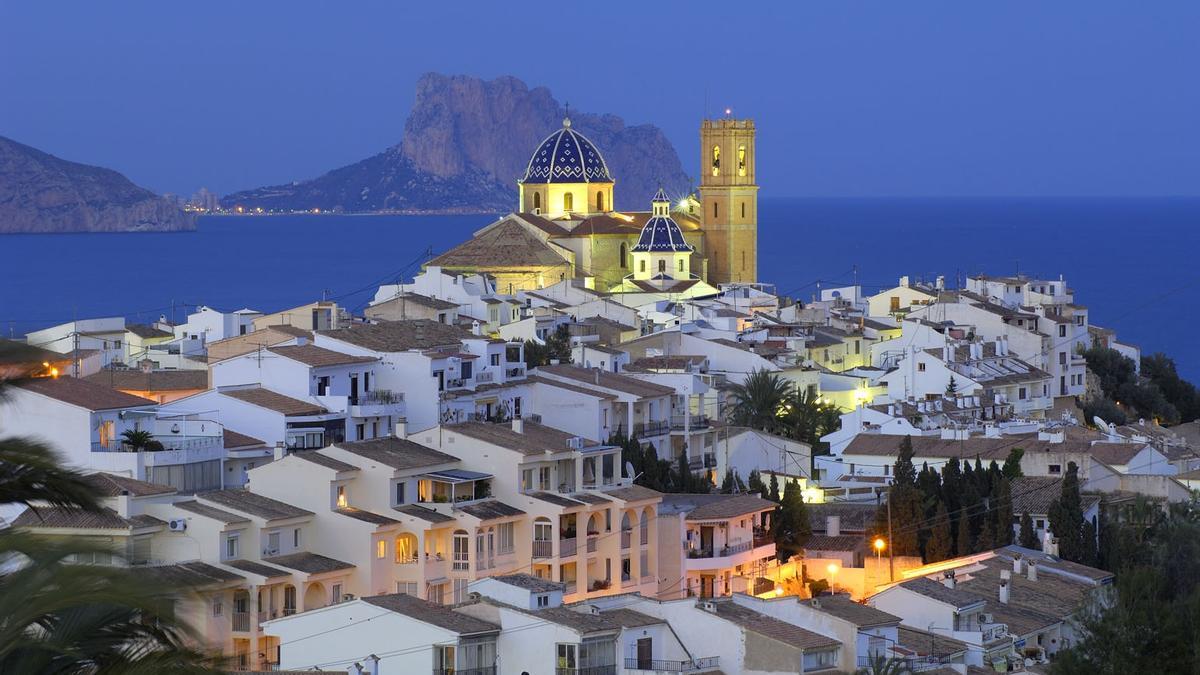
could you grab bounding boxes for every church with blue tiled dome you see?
[431,112,759,298]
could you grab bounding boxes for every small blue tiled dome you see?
[632,190,694,253]
[521,118,613,184]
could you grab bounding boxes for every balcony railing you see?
[355,389,403,405]
[435,668,496,675]
[475,370,496,385]
[640,525,649,545]
[506,364,527,378]
[670,414,712,431]
[561,536,577,557]
[587,535,598,553]
[621,530,631,549]
[232,611,250,632]
[633,420,669,437]
[624,657,720,673]
[533,540,554,559]
[556,667,616,675]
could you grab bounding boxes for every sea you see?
[2,197,1197,381]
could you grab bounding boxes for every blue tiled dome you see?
[521,118,613,184]
[632,191,694,254]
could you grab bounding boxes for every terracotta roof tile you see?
[268,344,378,368]
[14,376,156,411]
[220,387,327,416]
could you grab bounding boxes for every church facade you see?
[426,115,759,298]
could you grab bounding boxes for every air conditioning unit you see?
[566,437,584,450]
[168,519,187,532]
[982,613,995,623]
[341,593,356,602]
[262,548,279,557]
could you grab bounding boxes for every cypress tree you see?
[1019,512,1038,549]
[747,469,767,499]
[955,509,971,556]
[1049,462,1088,562]
[994,476,1014,546]
[775,481,812,563]
[721,469,736,494]
[1002,448,1025,479]
[768,472,781,503]
[926,501,953,562]
[875,436,923,556]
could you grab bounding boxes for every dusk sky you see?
[2,1,1197,199]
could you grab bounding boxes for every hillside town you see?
[3,116,1198,675]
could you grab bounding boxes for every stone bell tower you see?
[699,117,758,285]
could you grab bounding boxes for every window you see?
[293,528,301,548]
[741,250,746,270]
[658,260,666,273]
[396,533,417,563]
[211,596,223,617]
[619,243,627,268]
[395,481,405,505]
[917,362,926,372]
[376,539,387,559]
[267,531,280,555]
[558,644,578,670]
[1018,387,1027,400]
[490,353,500,367]
[533,192,541,211]
[596,191,604,211]
[397,581,418,595]
[713,201,718,219]
[537,594,549,608]
[678,259,684,272]
[332,583,343,604]
[741,201,746,218]
[854,340,861,355]
[225,534,239,560]
[711,145,720,176]
[564,192,574,212]
[1059,325,1067,338]
[336,485,347,508]
[316,376,329,396]
[737,144,746,176]
[453,578,468,603]
[1048,464,1062,475]
[452,531,470,571]
[498,522,515,554]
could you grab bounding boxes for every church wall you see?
[520,183,612,217]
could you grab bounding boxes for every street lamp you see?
[873,537,886,564]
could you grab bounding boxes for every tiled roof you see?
[527,375,618,400]
[710,601,842,651]
[451,421,598,457]
[492,573,564,593]
[518,605,621,635]
[601,607,664,628]
[455,500,526,521]
[225,559,291,579]
[808,503,878,533]
[801,596,900,628]
[393,504,457,523]
[13,376,155,411]
[605,484,663,503]
[536,364,674,398]
[842,433,1147,467]
[569,492,612,505]
[83,472,176,498]
[125,323,173,339]
[173,500,251,524]
[659,493,776,520]
[198,489,314,521]
[1011,476,1102,517]
[223,428,267,449]
[898,577,986,610]
[335,507,400,525]
[320,319,478,352]
[526,491,585,508]
[362,593,499,634]
[264,552,355,574]
[220,387,327,416]
[428,218,569,272]
[368,293,459,312]
[333,437,458,470]
[294,450,359,473]
[269,344,378,368]
[896,626,970,658]
[804,534,867,552]
[143,561,243,586]
[11,506,156,530]
[83,369,208,391]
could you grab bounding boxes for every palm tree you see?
[121,428,155,451]
[779,387,841,448]
[854,653,913,675]
[0,382,223,673]
[725,369,793,432]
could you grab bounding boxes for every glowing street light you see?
[874,537,886,565]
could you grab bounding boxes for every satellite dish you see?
[1093,416,1111,434]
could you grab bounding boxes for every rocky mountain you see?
[0,136,194,234]
[223,73,690,214]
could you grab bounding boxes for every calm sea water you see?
[2,197,1197,380]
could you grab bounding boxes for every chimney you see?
[942,570,956,589]
[366,654,380,675]
[1012,554,1023,575]
[394,418,408,439]
[1027,560,1038,582]
[936,275,945,290]
[511,417,524,434]
[899,275,910,288]
[999,579,1010,604]
[115,489,132,517]
[943,344,953,363]
[994,337,1004,357]
[826,515,841,537]
[273,441,286,461]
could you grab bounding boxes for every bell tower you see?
[699,117,758,285]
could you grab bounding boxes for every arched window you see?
[564,192,574,212]
[619,243,627,268]
[639,260,646,273]
[658,260,666,273]
[711,145,721,176]
[395,533,417,563]
[452,530,469,571]
[533,192,541,211]
[596,191,604,211]
[737,144,746,177]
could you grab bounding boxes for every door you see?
[636,637,652,670]
[700,526,714,555]
[349,374,359,404]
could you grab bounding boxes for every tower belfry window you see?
[640,260,646,273]
[737,145,746,177]
[596,191,604,211]
[563,192,573,212]
[711,145,721,176]
[619,243,627,268]
[741,202,746,218]
[659,260,666,273]
[533,192,541,211]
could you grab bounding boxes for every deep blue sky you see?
[2,1,1197,198]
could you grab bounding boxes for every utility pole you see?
[886,491,895,582]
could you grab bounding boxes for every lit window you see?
[737,144,746,176]
[711,145,721,176]
[564,192,574,211]
[336,485,347,508]
[376,539,387,559]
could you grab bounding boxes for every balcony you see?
[475,370,496,385]
[556,668,616,675]
[633,420,669,437]
[624,657,720,673]
[506,364,527,379]
[350,389,404,417]
[587,534,598,554]
[685,536,775,570]
[621,530,632,549]
[670,414,712,431]
[232,611,250,632]
[533,540,554,559]
[561,536,577,558]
